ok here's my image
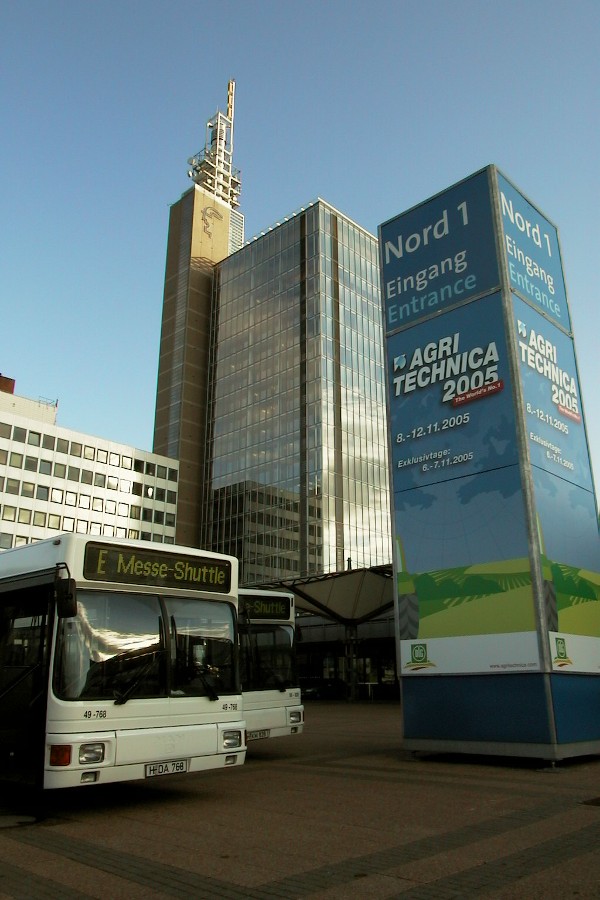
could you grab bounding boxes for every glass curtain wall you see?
[203,201,390,584]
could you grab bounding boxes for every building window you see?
[157,465,167,479]
[42,434,55,450]
[36,485,49,501]
[65,491,77,507]
[118,503,129,517]
[94,473,106,488]
[48,514,61,530]
[155,487,165,503]
[128,529,140,540]
[9,452,23,468]
[0,422,11,439]
[97,449,108,464]
[109,452,120,467]
[78,495,91,509]
[144,486,154,500]
[116,527,127,538]
[105,500,116,515]
[107,476,119,491]
[21,482,34,498]
[165,513,175,527]
[92,498,103,512]
[33,511,46,527]
[0,449,7,465]
[62,517,75,532]
[167,491,177,504]
[51,488,64,504]
[134,459,144,474]
[120,480,132,494]
[28,431,41,447]
[78,520,90,534]
[54,462,66,478]
[2,506,16,522]
[142,509,153,522]
[39,459,52,475]
[18,508,31,525]
[24,456,38,472]
[6,478,19,495]
[13,426,26,443]
[84,445,95,460]
[130,506,141,520]
[68,466,80,482]
[132,483,142,496]
[0,533,13,549]
[56,438,69,454]
[122,456,132,470]
[168,468,178,482]
[154,510,164,525]
[102,525,115,537]
[145,462,155,476]
[70,442,82,457]
[81,469,93,485]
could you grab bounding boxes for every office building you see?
[0,379,179,550]
[154,83,391,586]
[205,201,391,584]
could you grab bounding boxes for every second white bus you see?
[239,588,304,741]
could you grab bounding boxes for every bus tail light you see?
[223,730,242,749]
[49,745,72,767]
[79,743,105,764]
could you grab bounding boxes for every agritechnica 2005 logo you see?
[405,642,437,671]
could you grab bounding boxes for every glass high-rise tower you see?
[203,202,390,584]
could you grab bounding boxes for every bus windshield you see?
[53,591,237,703]
[240,623,296,691]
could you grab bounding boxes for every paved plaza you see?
[1,701,599,899]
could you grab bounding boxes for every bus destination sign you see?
[241,596,291,620]
[83,543,232,593]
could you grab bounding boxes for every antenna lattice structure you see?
[187,80,241,209]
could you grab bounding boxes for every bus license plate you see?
[247,729,270,740]
[145,759,188,777]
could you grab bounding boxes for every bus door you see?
[0,576,54,788]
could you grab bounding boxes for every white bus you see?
[0,535,246,789]
[239,589,304,741]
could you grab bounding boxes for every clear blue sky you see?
[2,0,599,484]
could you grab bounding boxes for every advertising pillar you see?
[379,166,600,759]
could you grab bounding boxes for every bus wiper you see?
[112,651,161,705]
[195,667,220,702]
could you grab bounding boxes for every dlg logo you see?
[411,643,428,665]
[405,642,435,670]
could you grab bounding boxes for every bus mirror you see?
[56,578,78,618]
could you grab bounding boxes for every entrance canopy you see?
[263,564,394,626]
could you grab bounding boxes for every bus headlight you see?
[223,730,242,749]
[289,710,302,724]
[79,743,105,764]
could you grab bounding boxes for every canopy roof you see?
[262,564,394,625]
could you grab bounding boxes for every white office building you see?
[0,380,179,550]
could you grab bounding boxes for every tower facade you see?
[153,82,244,548]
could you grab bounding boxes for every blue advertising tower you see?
[379,166,600,759]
